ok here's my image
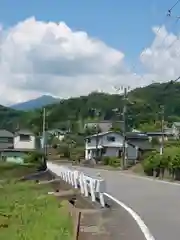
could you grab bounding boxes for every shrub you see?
[58,143,70,158]
[24,151,45,164]
[69,146,84,162]
[102,156,110,165]
[142,147,180,180]
[102,156,121,167]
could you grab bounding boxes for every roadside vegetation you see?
[142,145,180,180]
[102,156,121,168]
[0,162,72,240]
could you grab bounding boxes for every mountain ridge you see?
[11,95,60,110]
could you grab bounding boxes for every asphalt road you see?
[67,165,180,240]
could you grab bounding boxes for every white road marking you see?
[104,192,155,240]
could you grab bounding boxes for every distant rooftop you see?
[0,129,14,138]
[86,131,149,139]
[84,120,124,132]
[173,122,180,128]
[145,131,173,136]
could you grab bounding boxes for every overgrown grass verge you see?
[0,162,38,179]
[0,162,73,240]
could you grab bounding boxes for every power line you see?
[168,0,180,13]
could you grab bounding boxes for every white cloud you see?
[0,17,179,105]
[140,25,180,81]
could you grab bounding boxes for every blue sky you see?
[0,0,178,64]
[0,0,180,104]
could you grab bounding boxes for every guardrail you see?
[47,162,106,207]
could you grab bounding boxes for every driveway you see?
[66,165,180,240]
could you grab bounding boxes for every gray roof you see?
[84,121,124,132]
[146,132,172,136]
[85,131,117,139]
[173,122,180,128]
[126,132,148,139]
[0,129,14,137]
[86,131,149,140]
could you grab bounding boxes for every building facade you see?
[14,130,36,150]
[85,131,138,160]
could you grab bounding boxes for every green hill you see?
[2,81,180,133]
[0,105,22,130]
[24,82,180,132]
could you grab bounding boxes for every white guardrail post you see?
[47,163,106,207]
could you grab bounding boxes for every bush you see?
[102,156,110,165]
[58,143,70,158]
[142,147,180,180]
[24,151,45,164]
[102,156,121,167]
[69,146,84,162]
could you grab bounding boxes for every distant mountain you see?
[11,95,60,110]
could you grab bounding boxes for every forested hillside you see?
[0,105,22,130]
[1,81,180,133]
[23,82,180,133]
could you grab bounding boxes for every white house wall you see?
[86,132,124,149]
[85,132,138,160]
[14,135,36,149]
[85,136,103,149]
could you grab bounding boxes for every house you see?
[126,132,153,159]
[84,120,123,132]
[14,129,36,150]
[0,129,40,164]
[145,131,173,142]
[172,122,180,139]
[0,129,14,150]
[85,131,151,161]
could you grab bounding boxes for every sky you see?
[0,0,180,105]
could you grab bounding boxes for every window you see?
[20,134,30,141]
[87,138,91,143]
[107,136,115,142]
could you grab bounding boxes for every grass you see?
[0,162,73,240]
[0,162,37,179]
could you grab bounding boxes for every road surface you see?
[67,165,180,240]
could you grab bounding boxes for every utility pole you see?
[122,87,128,169]
[42,107,47,166]
[160,105,165,155]
[94,109,101,162]
[114,85,130,170]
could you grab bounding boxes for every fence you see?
[47,162,106,207]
